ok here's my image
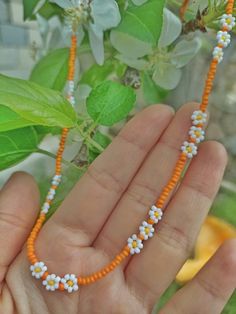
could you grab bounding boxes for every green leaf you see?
[38,2,63,19]
[86,80,136,126]
[35,125,61,141]
[210,192,236,227]
[23,0,42,20]
[152,63,182,90]
[116,54,148,70]
[0,74,77,128]
[42,164,86,219]
[0,127,39,170]
[142,72,168,105]
[80,59,114,88]
[0,105,36,132]
[89,131,112,162]
[110,0,165,58]
[171,38,202,68]
[30,48,69,91]
[158,8,182,48]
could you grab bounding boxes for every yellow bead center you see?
[196,115,202,120]
[226,18,231,24]
[195,131,201,137]
[35,267,42,273]
[145,227,150,234]
[154,211,159,218]
[186,146,192,153]
[67,280,74,287]
[132,241,137,248]
[48,280,55,286]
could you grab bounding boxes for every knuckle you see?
[126,180,157,209]
[157,220,192,256]
[86,163,124,195]
[219,238,236,276]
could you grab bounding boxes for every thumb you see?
[0,172,40,293]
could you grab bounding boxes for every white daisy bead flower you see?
[127,234,143,255]
[191,110,207,125]
[149,205,163,224]
[52,174,62,186]
[189,126,205,143]
[139,221,155,240]
[43,274,61,291]
[220,14,236,31]
[181,141,198,158]
[216,31,231,48]
[41,202,50,214]
[61,274,79,293]
[47,188,56,201]
[212,46,224,63]
[30,261,47,279]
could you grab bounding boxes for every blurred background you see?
[0,0,235,312]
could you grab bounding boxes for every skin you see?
[0,103,235,314]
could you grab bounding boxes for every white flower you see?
[212,46,224,63]
[189,126,205,143]
[47,188,56,201]
[52,174,62,186]
[43,274,61,291]
[149,205,163,224]
[30,262,47,279]
[41,202,50,214]
[216,31,231,48]
[61,274,79,293]
[181,141,198,158]
[51,0,121,65]
[191,110,207,125]
[127,234,143,255]
[220,14,236,31]
[139,221,154,240]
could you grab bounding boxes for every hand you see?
[0,104,235,314]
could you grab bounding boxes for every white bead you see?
[47,194,54,200]
[61,274,79,293]
[149,206,163,224]
[49,188,56,195]
[220,14,236,31]
[41,202,50,213]
[212,46,224,63]
[68,80,75,89]
[53,174,61,181]
[30,261,47,279]
[43,274,61,291]
[216,31,231,48]
[191,110,207,125]
[189,126,205,143]
[127,234,143,255]
[139,221,155,240]
[181,141,198,158]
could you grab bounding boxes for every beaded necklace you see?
[27,1,235,293]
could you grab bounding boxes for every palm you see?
[1,104,236,314]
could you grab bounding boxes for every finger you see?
[0,172,39,293]
[161,239,236,314]
[45,105,174,245]
[126,141,227,309]
[94,103,199,258]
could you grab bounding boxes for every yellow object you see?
[176,215,236,283]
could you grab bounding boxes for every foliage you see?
[1,0,236,309]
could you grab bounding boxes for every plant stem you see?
[76,126,104,153]
[36,148,81,170]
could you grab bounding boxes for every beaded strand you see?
[27,2,235,293]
